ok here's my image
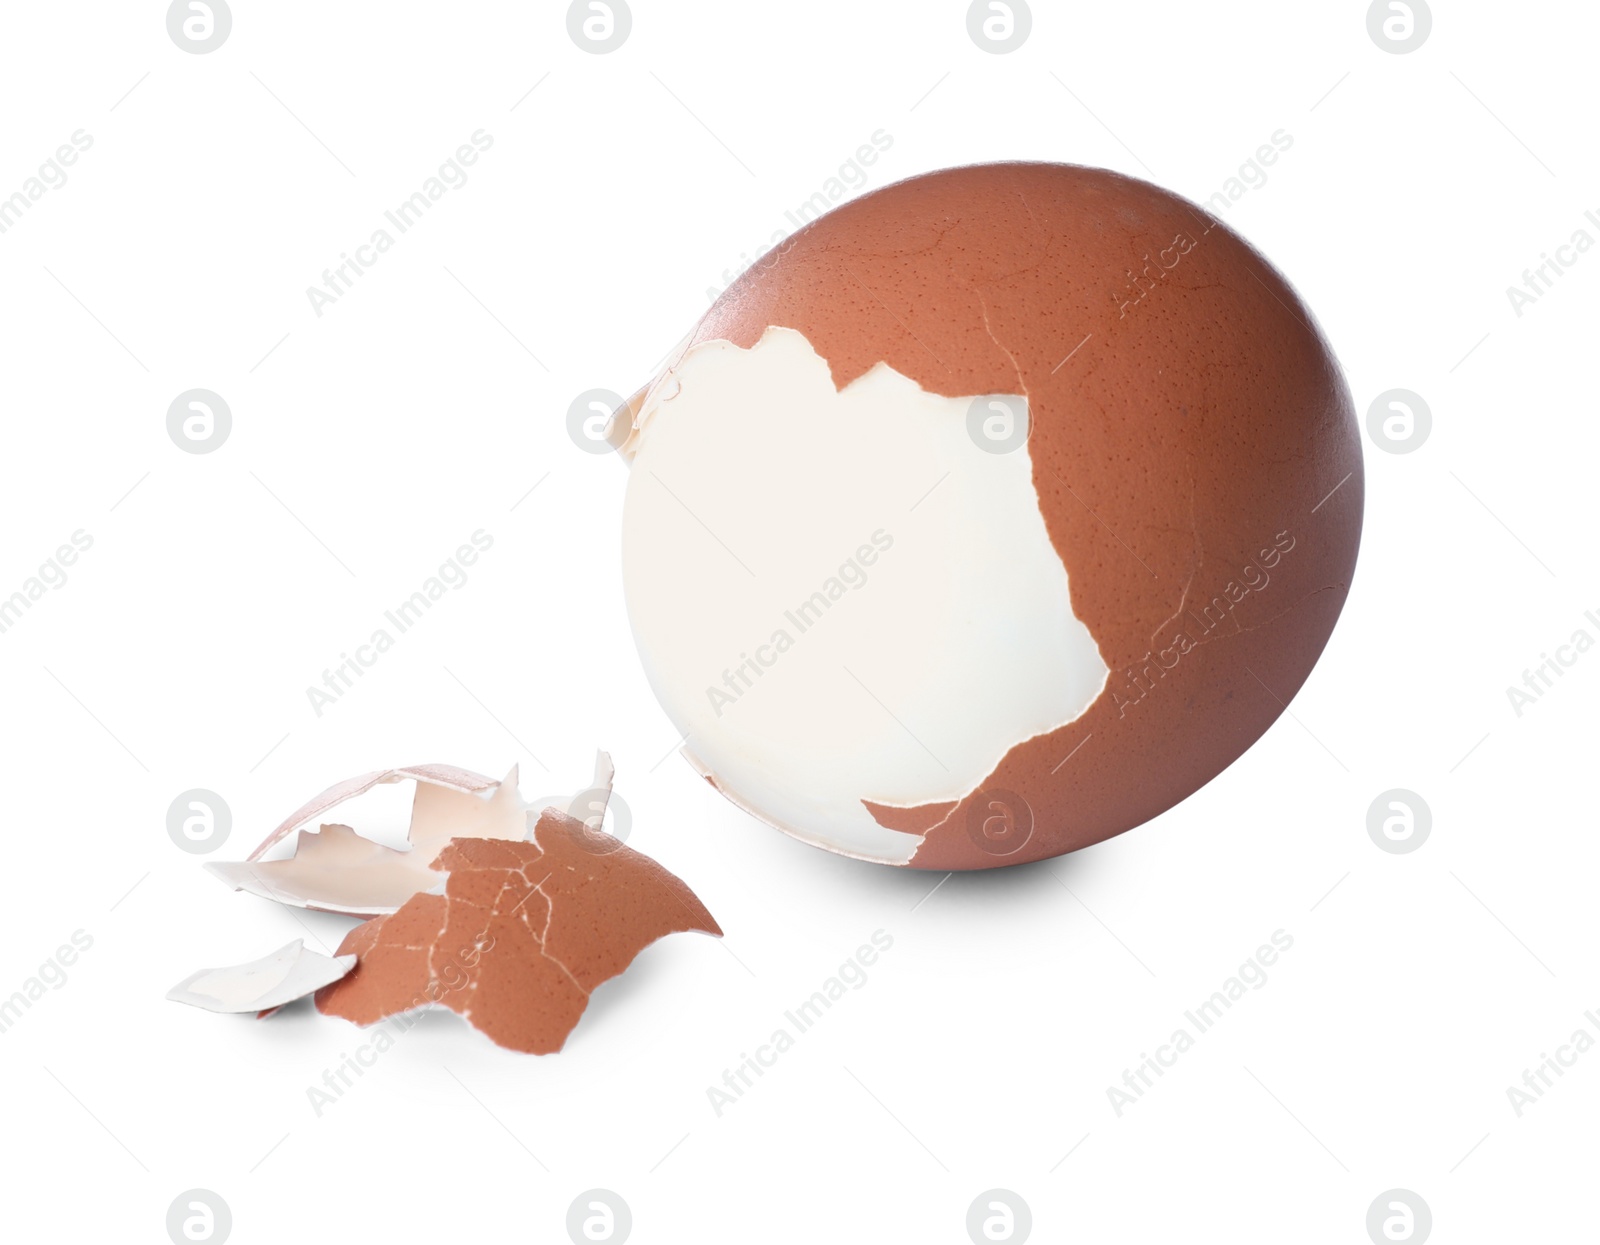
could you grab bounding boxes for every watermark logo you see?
[1366,789,1430,855]
[1106,930,1294,1116]
[1365,389,1430,454]
[0,930,94,1035]
[966,1189,1032,1243]
[704,529,894,718]
[305,529,494,717]
[567,1,631,54]
[1200,131,1296,218]
[966,789,1033,857]
[706,930,894,1116]
[1366,1,1431,54]
[167,1,232,54]
[568,389,625,454]
[566,1189,631,1242]
[966,395,1028,454]
[534,787,633,854]
[967,1,1031,54]
[305,131,493,318]
[166,1189,231,1242]
[1506,610,1598,716]
[1505,1008,1600,1117]
[1111,530,1296,716]
[1114,232,1198,318]
[705,131,894,302]
[0,130,94,238]
[167,389,231,454]
[1365,1189,1431,1243]
[0,529,94,638]
[306,937,494,1116]
[167,789,231,855]
[1506,210,1599,318]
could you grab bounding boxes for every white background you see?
[1,1,1595,1241]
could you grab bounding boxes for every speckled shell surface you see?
[673,162,1363,868]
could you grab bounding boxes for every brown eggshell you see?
[649,162,1362,869]
[315,812,722,1053]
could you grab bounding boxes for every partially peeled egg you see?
[613,162,1362,869]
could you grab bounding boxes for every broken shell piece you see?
[532,749,615,836]
[315,808,721,1054]
[585,749,615,817]
[206,764,530,918]
[244,763,500,860]
[167,939,356,1017]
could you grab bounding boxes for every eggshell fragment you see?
[242,763,501,860]
[613,161,1364,869]
[166,939,356,1016]
[315,809,721,1054]
[206,765,530,917]
[533,748,616,834]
